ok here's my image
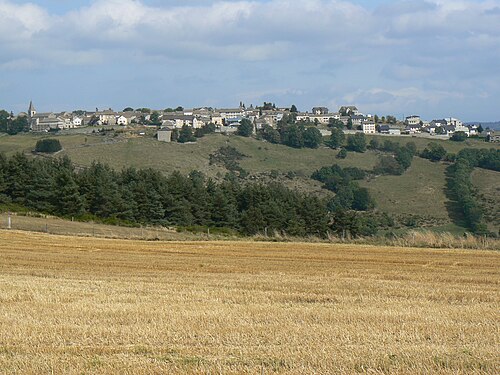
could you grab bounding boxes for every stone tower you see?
[28,100,36,118]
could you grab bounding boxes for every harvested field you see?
[0,230,499,374]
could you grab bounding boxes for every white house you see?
[362,121,376,134]
[116,116,128,126]
[72,117,83,126]
[405,115,421,126]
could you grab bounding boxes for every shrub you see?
[35,139,62,153]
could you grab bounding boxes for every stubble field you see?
[0,230,498,374]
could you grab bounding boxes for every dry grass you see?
[383,230,500,251]
[0,230,498,374]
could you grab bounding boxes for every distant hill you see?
[465,121,500,130]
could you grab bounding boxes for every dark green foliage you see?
[194,123,216,138]
[177,125,196,143]
[328,118,344,129]
[445,148,499,235]
[35,139,62,153]
[450,131,468,142]
[0,114,29,135]
[280,123,304,148]
[312,165,374,213]
[456,148,500,172]
[303,127,323,148]
[346,118,353,130]
[290,104,298,113]
[237,118,254,137]
[395,148,413,170]
[259,124,281,144]
[374,156,404,175]
[421,142,447,162]
[369,138,379,150]
[346,133,366,152]
[327,128,345,149]
[336,149,347,159]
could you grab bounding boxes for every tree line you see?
[446,148,500,235]
[0,153,358,237]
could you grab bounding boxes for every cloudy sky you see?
[1,0,499,121]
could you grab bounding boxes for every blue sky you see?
[1,0,500,121]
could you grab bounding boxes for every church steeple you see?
[28,100,36,117]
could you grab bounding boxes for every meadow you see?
[0,230,498,374]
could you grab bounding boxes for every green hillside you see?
[0,130,498,233]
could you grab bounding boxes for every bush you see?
[421,142,446,162]
[346,133,366,153]
[450,131,467,142]
[336,149,347,159]
[35,139,62,153]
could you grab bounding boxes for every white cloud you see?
[0,0,499,119]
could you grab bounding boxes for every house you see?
[116,115,128,126]
[162,114,202,129]
[488,131,500,142]
[157,128,173,142]
[351,115,366,127]
[312,107,329,115]
[210,113,224,126]
[405,115,421,126]
[97,110,116,125]
[218,107,245,120]
[339,106,359,116]
[362,121,376,134]
[445,117,463,127]
[72,117,83,127]
[405,124,422,134]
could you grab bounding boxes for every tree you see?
[328,118,344,129]
[352,187,375,211]
[386,115,397,124]
[177,125,196,143]
[374,114,380,123]
[7,116,29,135]
[374,155,404,175]
[260,124,281,144]
[346,118,353,130]
[290,104,298,113]
[450,131,467,142]
[369,138,379,150]
[336,148,347,159]
[150,111,161,125]
[421,142,446,162]
[35,139,62,153]
[123,107,134,112]
[395,148,413,170]
[477,124,484,133]
[303,127,323,148]
[346,133,366,152]
[237,118,254,137]
[327,128,345,149]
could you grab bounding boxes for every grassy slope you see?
[0,131,498,230]
[1,231,498,374]
[359,157,450,219]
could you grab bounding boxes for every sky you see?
[1,0,500,121]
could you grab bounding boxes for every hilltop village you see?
[6,101,497,143]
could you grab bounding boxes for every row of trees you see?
[446,148,499,235]
[0,153,354,237]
